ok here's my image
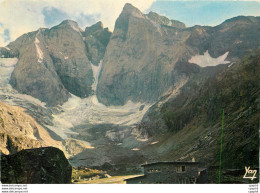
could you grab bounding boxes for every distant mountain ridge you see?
[97,4,260,105]
[0,3,259,107]
[136,48,259,171]
[0,4,259,177]
[0,20,111,106]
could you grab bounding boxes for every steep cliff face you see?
[97,3,191,106]
[0,3,259,172]
[186,16,260,61]
[1,147,72,184]
[97,4,260,106]
[45,20,94,98]
[83,21,112,65]
[8,29,69,106]
[2,4,259,107]
[4,20,99,106]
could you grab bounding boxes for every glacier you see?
[0,58,47,107]
[0,58,152,140]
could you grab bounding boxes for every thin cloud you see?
[0,0,155,46]
[1,0,259,46]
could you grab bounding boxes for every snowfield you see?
[189,50,230,67]
[48,94,151,139]
[34,37,44,63]
[0,58,152,140]
[0,58,46,107]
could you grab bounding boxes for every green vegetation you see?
[139,49,260,183]
[71,166,143,184]
[71,167,110,183]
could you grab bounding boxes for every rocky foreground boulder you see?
[1,147,72,184]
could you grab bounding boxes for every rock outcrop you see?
[1,4,259,107]
[5,20,99,106]
[0,102,63,155]
[4,20,114,106]
[83,21,112,65]
[97,3,189,105]
[9,30,71,106]
[146,11,186,29]
[137,49,260,171]
[97,4,260,106]
[45,20,94,99]
[186,16,260,60]
[1,147,72,184]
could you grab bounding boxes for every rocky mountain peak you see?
[1,5,259,108]
[112,3,146,42]
[83,21,112,65]
[146,11,171,25]
[58,20,83,33]
[95,21,104,29]
[122,3,138,13]
[60,19,78,25]
[120,3,145,19]
[216,16,260,30]
[85,21,104,35]
[146,11,186,28]
[97,6,260,106]
[224,15,258,24]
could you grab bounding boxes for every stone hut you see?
[125,161,199,184]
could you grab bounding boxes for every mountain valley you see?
[0,3,259,183]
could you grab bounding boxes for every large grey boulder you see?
[1,147,72,184]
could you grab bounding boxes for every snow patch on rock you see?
[228,62,234,68]
[189,50,230,67]
[0,58,18,89]
[34,37,44,63]
[4,47,10,51]
[47,114,79,139]
[0,58,46,108]
[59,94,151,127]
[91,62,103,92]
[151,141,159,145]
[46,94,152,139]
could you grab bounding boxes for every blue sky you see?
[148,1,260,26]
[40,1,260,28]
[0,0,260,46]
